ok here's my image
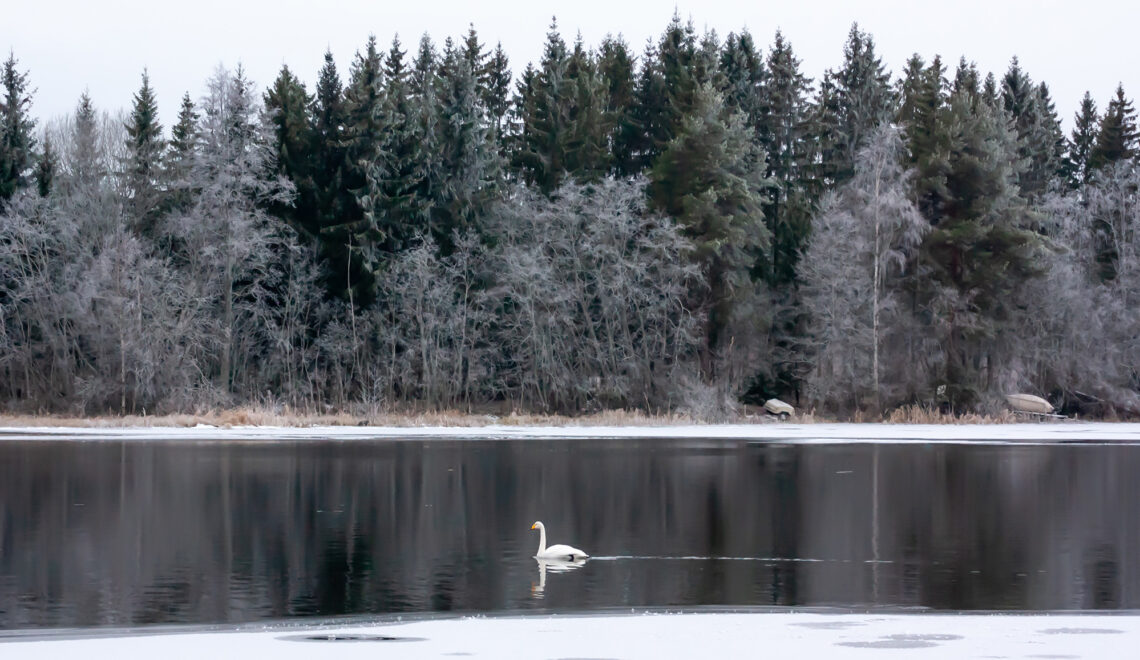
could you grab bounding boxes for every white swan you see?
[531,521,589,560]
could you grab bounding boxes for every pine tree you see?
[124,70,165,234]
[922,87,1042,408]
[1089,84,1138,171]
[0,53,36,204]
[650,82,770,378]
[1065,91,1099,188]
[265,64,318,238]
[654,13,699,149]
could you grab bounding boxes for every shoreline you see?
[2,421,1139,443]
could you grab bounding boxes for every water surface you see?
[0,436,1137,628]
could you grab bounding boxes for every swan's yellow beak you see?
[530,523,537,529]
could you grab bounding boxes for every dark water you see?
[0,437,1138,629]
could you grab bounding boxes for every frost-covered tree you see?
[485,178,701,411]
[801,124,928,413]
[164,65,294,394]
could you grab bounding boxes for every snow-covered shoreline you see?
[4,611,1138,659]
[2,422,1140,443]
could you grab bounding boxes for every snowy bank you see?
[2,422,1140,443]
[3,611,1138,659]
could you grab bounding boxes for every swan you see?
[531,521,589,560]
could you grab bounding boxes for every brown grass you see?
[0,403,1059,428]
[883,404,1017,425]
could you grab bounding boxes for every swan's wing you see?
[541,544,589,559]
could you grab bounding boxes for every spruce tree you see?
[564,36,610,181]
[629,40,667,173]
[757,30,812,287]
[341,35,385,229]
[0,53,36,204]
[482,43,513,160]
[597,34,639,177]
[71,91,102,189]
[310,50,364,304]
[434,39,501,249]
[1000,58,1062,198]
[831,24,895,181]
[1089,84,1138,171]
[718,30,765,130]
[35,136,55,197]
[906,56,953,223]
[1065,91,1099,188]
[164,92,198,212]
[265,65,319,238]
[650,82,770,379]
[513,19,573,192]
[124,70,165,234]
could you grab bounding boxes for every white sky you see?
[3,1,1137,134]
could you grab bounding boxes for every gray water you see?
[0,437,1138,629]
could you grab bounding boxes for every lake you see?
[1,435,1138,629]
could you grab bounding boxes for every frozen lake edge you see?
[4,610,1140,659]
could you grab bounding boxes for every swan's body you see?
[531,521,589,560]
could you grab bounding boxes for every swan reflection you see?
[531,556,587,598]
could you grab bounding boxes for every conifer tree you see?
[650,82,770,379]
[340,35,385,230]
[922,86,1042,407]
[482,43,513,159]
[831,24,895,181]
[434,39,501,249]
[123,70,165,233]
[265,65,318,238]
[629,40,667,173]
[0,53,36,204]
[718,30,765,130]
[564,36,610,180]
[597,34,639,177]
[1065,91,1099,188]
[1089,84,1138,171]
[310,50,364,305]
[905,56,953,223]
[164,92,198,212]
[35,136,55,197]
[70,92,102,189]
[513,19,573,192]
[357,35,432,272]
[757,30,812,287]
[1000,58,1062,199]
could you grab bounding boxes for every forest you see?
[0,16,1137,418]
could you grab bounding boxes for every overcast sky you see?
[3,0,1137,133]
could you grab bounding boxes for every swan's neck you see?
[536,526,547,556]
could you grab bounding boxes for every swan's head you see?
[531,521,544,531]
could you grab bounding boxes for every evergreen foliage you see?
[123,70,165,233]
[0,53,36,205]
